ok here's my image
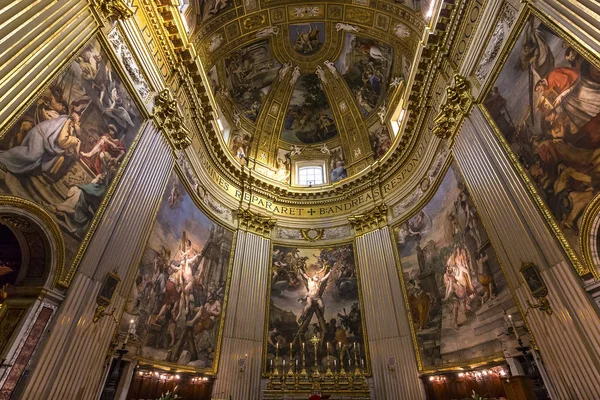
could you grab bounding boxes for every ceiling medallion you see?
[300,228,324,242]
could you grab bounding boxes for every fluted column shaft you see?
[453,106,600,399]
[211,230,271,399]
[21,122,174,399]
[355,227,424,400]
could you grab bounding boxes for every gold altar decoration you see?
[348,204,388,236]
[264,336,370,399]
[432,75,473,141]
[152,89,193,150]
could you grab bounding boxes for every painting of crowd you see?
[265,245,367,373]
[0,39,141,265]
[396,164,515,368]
[122,173,233,370]
[484,16,600,254]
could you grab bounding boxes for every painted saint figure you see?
[298,265,331,324]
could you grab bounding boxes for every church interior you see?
[0,0,600,399]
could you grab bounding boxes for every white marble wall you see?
[453,106,600,399]
[212,230,271,399]
[355,227,424,400]
[20,122,174,399]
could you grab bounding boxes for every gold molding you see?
[580,193,600,273]
[92,0,133,21]
[0,195,65,289]
[237,208,277,237]
[152,89,193,150]
[348,204,388,236]
[299,228,324,242]
[432,74,473,142]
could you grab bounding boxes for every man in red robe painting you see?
[81,123,126,175]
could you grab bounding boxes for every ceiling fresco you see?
[282,73,338,144]
[336,33,394,118]
[224,40,280,122]
[188,0,426,185]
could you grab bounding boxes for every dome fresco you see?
[191,1,422,187]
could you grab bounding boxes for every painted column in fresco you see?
[355,226,424,399]
[211,229,271,399]
[454,108,600,398]
[19,120,173,399]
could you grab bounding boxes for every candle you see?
[327,342,330,353]
[270,359,273,371]
[334,359,337,371]
[508,314,520,339]
[276,342,279,350]
[283,359,286,368]
[302,342,305,350]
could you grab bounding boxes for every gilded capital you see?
[432,74,473,141]
[237,208,277,237]
[348,204,388,236]
[152,89,192,150]
[92,0,133,21]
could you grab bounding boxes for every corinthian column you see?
[350,205,424,399]
[211,209,275,399]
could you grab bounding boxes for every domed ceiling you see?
[184,0,429,187]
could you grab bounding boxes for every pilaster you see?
[350,206,424,399]
[211,213,274,399]
[453,106,600,398]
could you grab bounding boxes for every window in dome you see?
[297,166,324,186]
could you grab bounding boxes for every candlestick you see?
[274,342,280,375]
[310,335,319,375]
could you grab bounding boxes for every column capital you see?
[237,209,276,238]
[91,0,133,21]
[348,204,388,236]
[152,89,192,150]
[432,74,473,142]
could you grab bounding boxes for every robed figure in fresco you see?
[484,17,600,250]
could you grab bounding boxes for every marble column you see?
[453,106,600,398]
[350,208,424,400]
[19,121,174,399]
[211,210,274,400]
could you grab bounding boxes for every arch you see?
[581,193,600,276]
[0,195,65,289]
[0,196,66,397]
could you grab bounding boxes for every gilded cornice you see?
[152,89,192,150]
[348,204,389,236]
[127,0,481,216]
[432,74,473,142]
[92,0,133,21]
[237,208,277,238]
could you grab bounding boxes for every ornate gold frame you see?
[130,165,238,375]
[261,240,372,377]
[580,192,600,270]
[388,157,537,373]
[475,4,600,278]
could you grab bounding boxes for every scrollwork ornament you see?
[432,75,473,141]
[152,89,192,150]
[237,208,276,237]
[92,0,133,22]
